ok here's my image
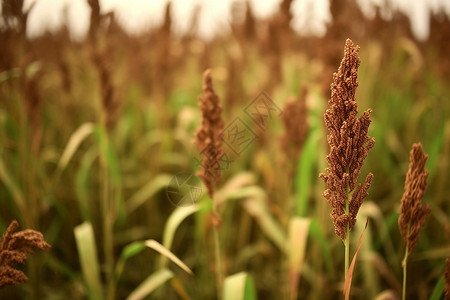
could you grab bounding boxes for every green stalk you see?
[401,244,409,300]
[345,225,350,277]
[344,175,350,300]
[101,134,115,300]
[344,225,350,300]
[212,201,224,300]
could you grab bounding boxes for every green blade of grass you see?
[75,147,98,221]
[216,184,287,253]
[223,272,257,300]
[162,203,203,250]
[115,241,147,281]
[74,222,103,300]
[309,219,333,273]
[429,274,444,300]
[426,120,445,181]
[94,125,121,184]
[295,128,320,217]
[0,156,25,214]
[160,203,204,267]
[361,201,399,269]
[126,268,174,300]
[125,174,173,215]
[241,190,288,253]
[57,122,95,173]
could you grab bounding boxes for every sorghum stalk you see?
[320,39,375,298]
[398,143,430,300]
[194,69,225,299]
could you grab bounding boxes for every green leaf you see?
[93,125,124,221]
[295,128,320,217]
[240,188,288,253]
[126,268,174,300]
[427,120,449,182]
[429,275,444,300]
[75,147,98,221]
[216,184,287,253]
[93,125,121,184]
[125,174,173,215]
[0,156,25,213]
[223,272,257,300]
[57,122,95,173]
[160,204,203,267]
[309,219,333,273]
[115,241,147,281]
[74,222,103,300]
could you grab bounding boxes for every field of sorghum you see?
[0,0,449,299]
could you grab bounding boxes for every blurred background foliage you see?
[0,0,449,299]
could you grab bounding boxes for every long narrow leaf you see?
[309,219,333,273]
[126,268,174,300]
[216,185,287,253]
[295,128,320,217]
[0,157,25,212]
[429,275,445,300]
[242,196,288,253]
[57,122,95,172]
[343,219,369,297]
[161,204,202,267]
[74,222,103,300]
[75,147,98,221]
[223,272,257,300]
[125,174,173,215]
[115,241,147,281]
[93,125,121,184]
[288,217,311,300]
[145,239,193,275]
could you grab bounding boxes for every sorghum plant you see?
[0,220,50,288]
[320,38,375,298]
[398,143,430,300]
[194,69,225,201]
[194,69,225,298]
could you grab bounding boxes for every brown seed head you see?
[87,0,101,42]
[319,39,375,241]
[0,220,51,288]
[398,143,430,252]
[91,49,120,130]
[194,69,225,199]
[280,88,309,178]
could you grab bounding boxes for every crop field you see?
[0,0,449,299]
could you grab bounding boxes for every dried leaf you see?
[343,219,369,297]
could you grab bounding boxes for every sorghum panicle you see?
[320,39,375,241]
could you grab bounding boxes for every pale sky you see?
[19,0,450,41]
